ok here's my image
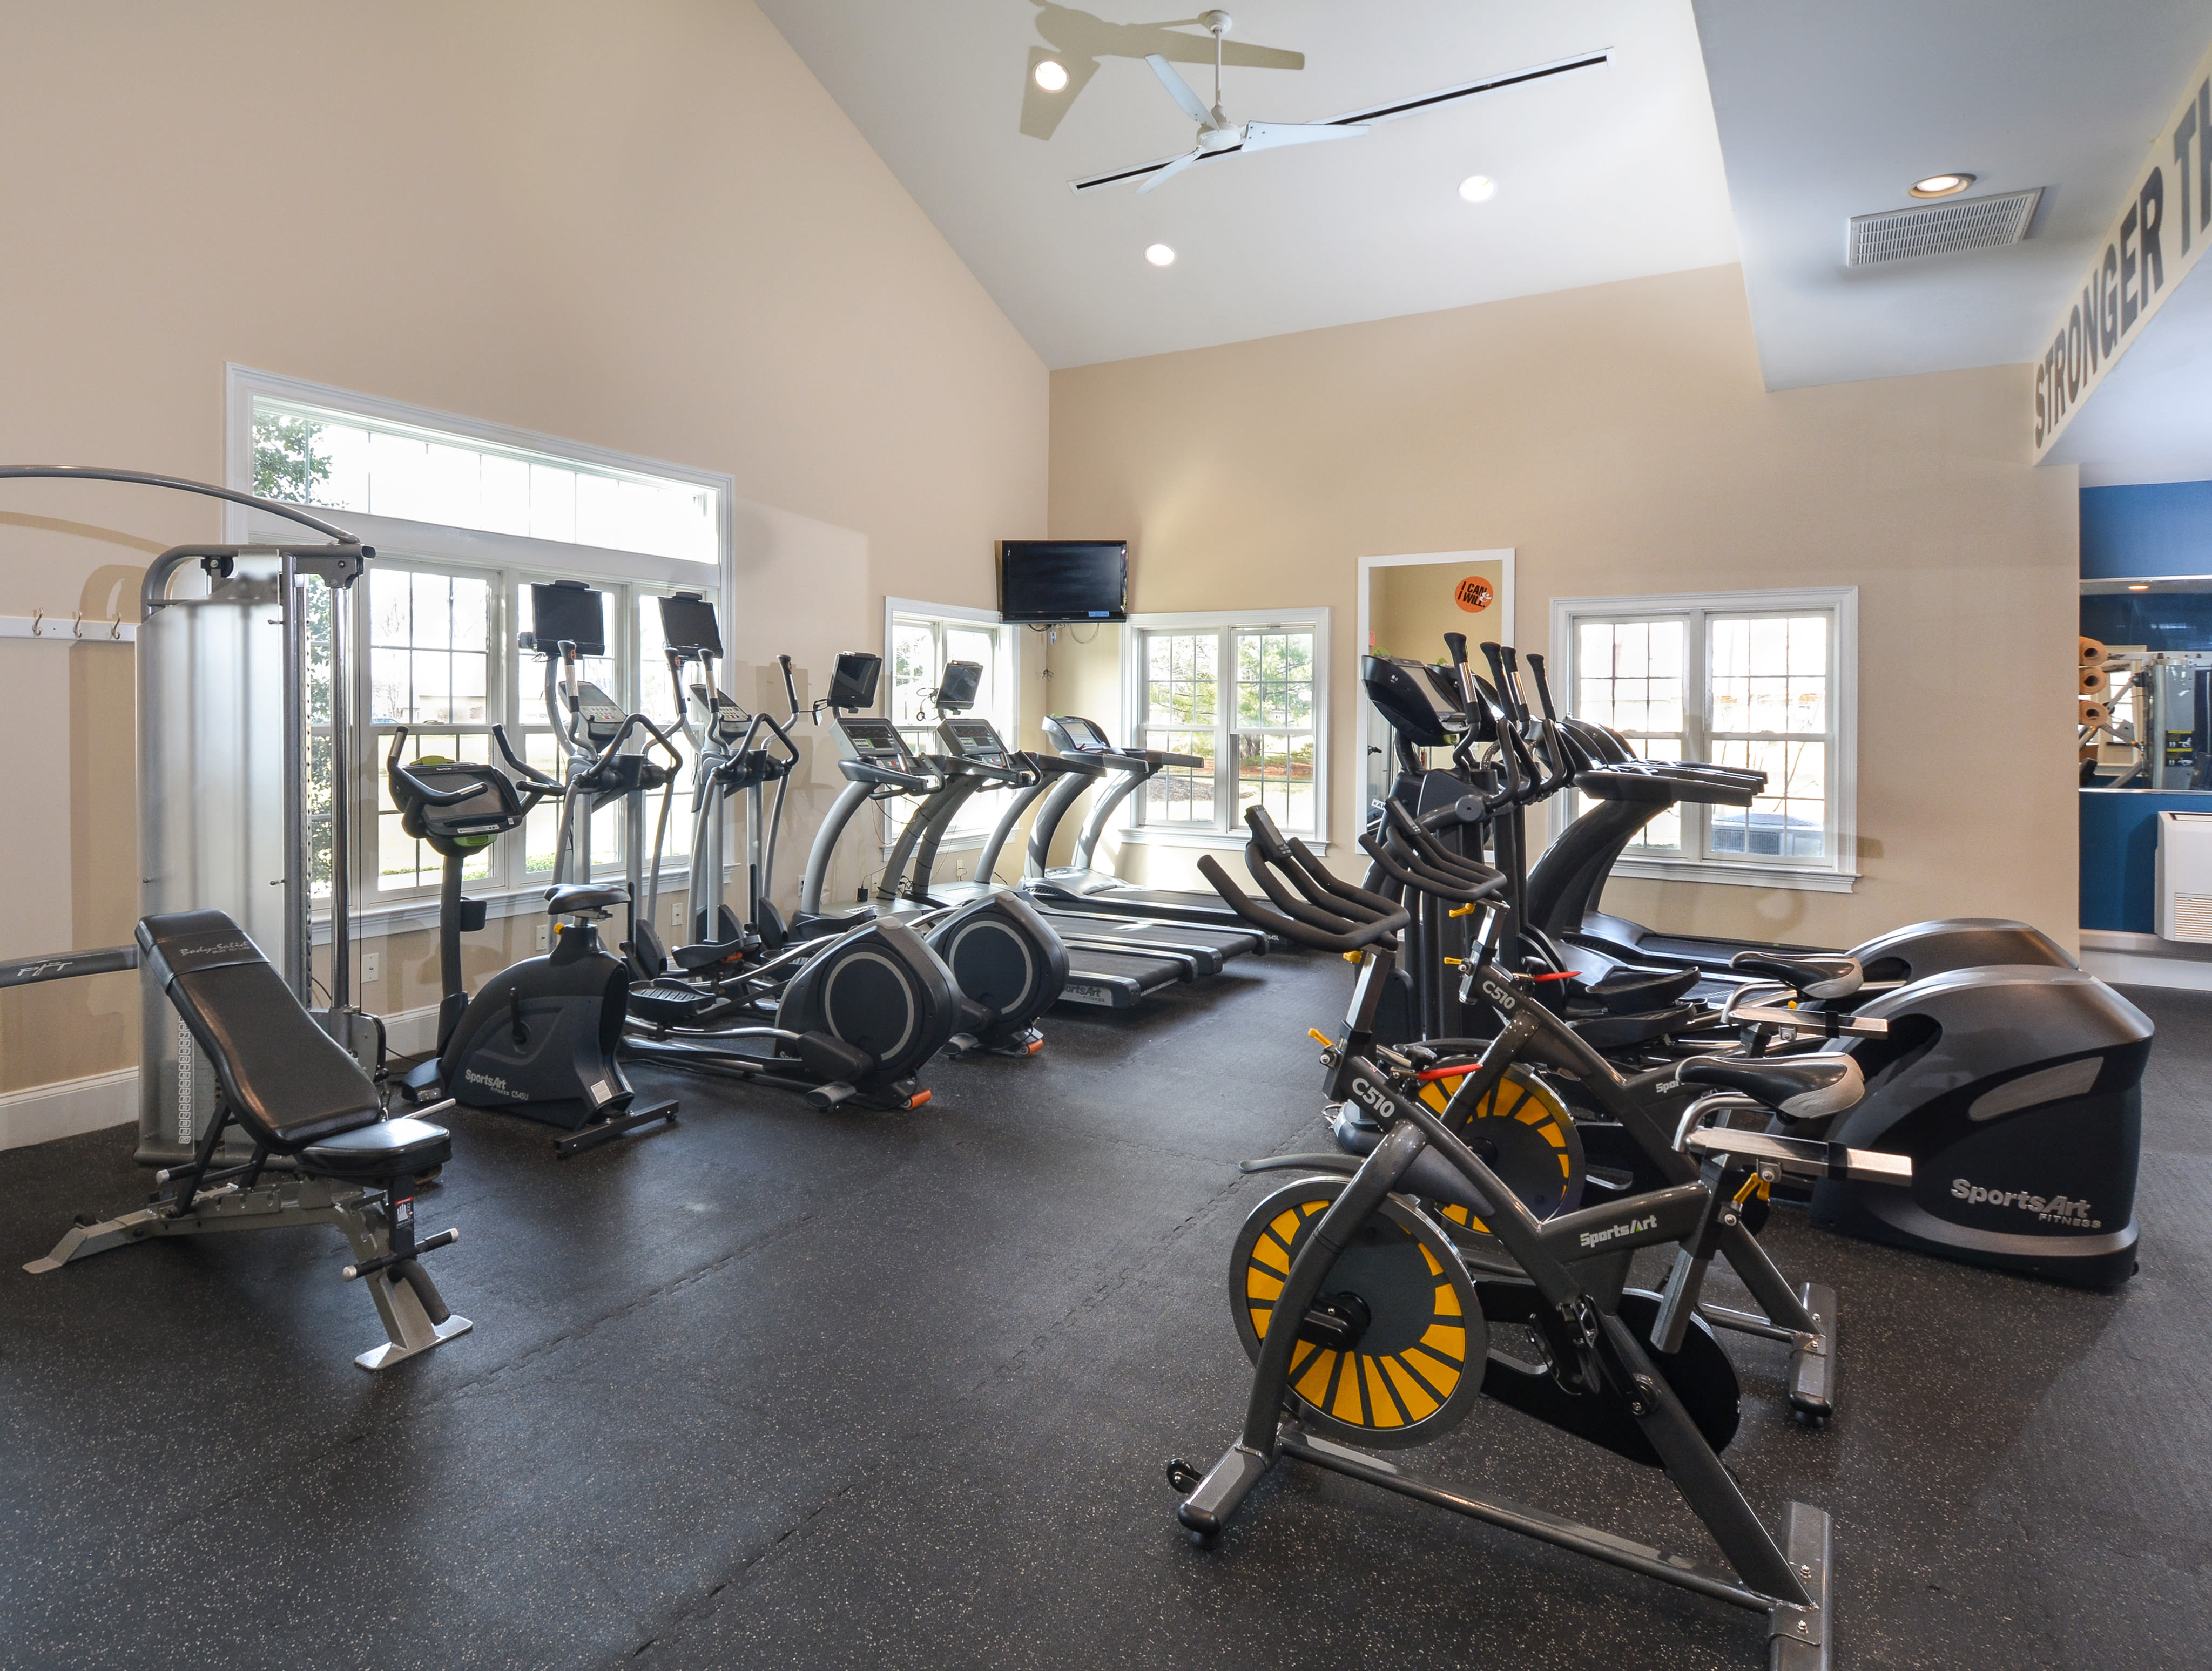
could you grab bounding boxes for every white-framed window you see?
[883,597,1020,845]
[1120,609,1331,848]
[1550,587,1858,892]
[229,367,734,929]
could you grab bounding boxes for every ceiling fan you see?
[1069,11,1611,197]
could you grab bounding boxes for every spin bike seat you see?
[1677,1053,1864,1123]
[1729,950,1862,1000]
[545,884,628,917]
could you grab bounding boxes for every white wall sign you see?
[2034,44,2212,459]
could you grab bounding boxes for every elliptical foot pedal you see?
[1768,1501,1832,1670]
[1787,1283,1838,1423]
[552,1097,679,1159]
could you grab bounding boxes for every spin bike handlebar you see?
[1196,854,1409,952]
[1359,830,1503,905]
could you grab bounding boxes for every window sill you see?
[1609,857,1859,894]
[312,864,708,943]
[1119,826,1330,857]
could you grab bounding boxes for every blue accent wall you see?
[2079,791,2212,931]
[2080,481,2212,579]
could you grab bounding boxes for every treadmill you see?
[798,710,1190,1011]
[1022,715,1284,935]
[926,712,1266,973]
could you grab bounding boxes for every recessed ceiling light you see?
[1907,173,1975,199]
[1458,174,1497,203]
[1034,58,1069,92]
[1145,243,1176,267]
[2127,583,2151,591]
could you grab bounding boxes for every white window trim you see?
[882,597,1021,854]
[1120,606,1332,853]
[1549,585,1859,894]
[222,368,738,935]
[224,364,736,592]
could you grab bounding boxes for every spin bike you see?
[1170,850,1912,1670]
[1209,806,1886,1422]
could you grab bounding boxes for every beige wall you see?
[0,0,1047,1092]
[1047,264,2080,951]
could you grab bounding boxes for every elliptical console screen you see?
[690,683,747,745]
[838,715,922,772]
[574,681,626,734]
[940,716,1010,767]
[528,582,608,657]
[658,594,723,657]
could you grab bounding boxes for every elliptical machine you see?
[788,656,1068,1056]
[617,641,968,1111]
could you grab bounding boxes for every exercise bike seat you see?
[301,1117,454,1180]
[545,883,628,917]
[1729,950,1862,1000]
[1677,1053,1864,1122]
[137,911,388,1152]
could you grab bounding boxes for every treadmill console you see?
[835,714,926,775]
[1045,715,1115,754]
[938,716,1013,769]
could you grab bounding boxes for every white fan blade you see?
[1240,120,1369,152]
[1135,149,1205,196]
[1145,53,1218,128]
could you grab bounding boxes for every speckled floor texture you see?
[2,957,2206,1670]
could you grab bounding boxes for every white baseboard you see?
[378,1003,442,1058]
[0,1067,137,1151]
[2080,928,2212,991]
[0,1004,446,1153]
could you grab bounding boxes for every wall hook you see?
[71,610,83,639]
[29,608,43,637]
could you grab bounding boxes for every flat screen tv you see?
[999,540,1128,623]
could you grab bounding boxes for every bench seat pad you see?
[137,910,383,1151]
[302,1117,453,1179]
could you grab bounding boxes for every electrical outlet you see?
[361,951,380,984]
[671,900,684,927]
[536,922,549,950]
[954,860,967,880]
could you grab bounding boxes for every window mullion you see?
[1216,627,1236,833]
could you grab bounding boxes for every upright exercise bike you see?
[387,585,681,1156]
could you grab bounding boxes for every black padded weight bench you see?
[25,910,472,1371]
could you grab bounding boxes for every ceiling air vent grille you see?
[1846,187,2042,266]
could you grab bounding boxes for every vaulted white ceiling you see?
[754,1,1740,368]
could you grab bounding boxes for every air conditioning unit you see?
[2156,811,2212,941]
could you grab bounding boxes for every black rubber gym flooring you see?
[2,955,2206,1669]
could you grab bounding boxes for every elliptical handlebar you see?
[778,653,801,720]
[1358,830,1502,905]
[491,723,563,794]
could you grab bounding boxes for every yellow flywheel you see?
[1412,1063,1584,1234]
[1231,1175,1486,1449]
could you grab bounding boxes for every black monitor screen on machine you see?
[658,593,723,657]
[529,582,608,657]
